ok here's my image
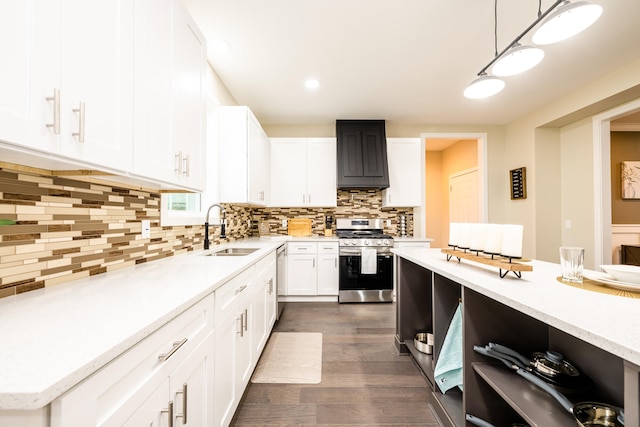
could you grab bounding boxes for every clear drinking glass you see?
[559,247,585,283]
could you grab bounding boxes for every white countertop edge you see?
[0,239,283,410]
[392,248,640,367]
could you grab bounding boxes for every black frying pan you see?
[474,345,624,427]
[487,342,591,391]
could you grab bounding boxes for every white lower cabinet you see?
[4,251,280,427]
[214,252,277,427]
[50,293,215,427]
[286,242,338,296]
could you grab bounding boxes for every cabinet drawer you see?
[287,242,317,254]
[317,242,339,254]
[214,267,254,322]
[51,293,214,427]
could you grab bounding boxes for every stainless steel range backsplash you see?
[251,189,414,237]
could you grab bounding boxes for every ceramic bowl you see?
[600,264,640,284]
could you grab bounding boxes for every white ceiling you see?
[183,0,640,128]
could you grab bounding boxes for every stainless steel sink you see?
[203,247,260,256]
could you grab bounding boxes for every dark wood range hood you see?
[336,119,390,189]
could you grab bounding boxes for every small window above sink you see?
[203,247,259,256]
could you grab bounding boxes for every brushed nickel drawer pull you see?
[158,338,188,362]
[175,383,187,425]
[235,284,247,295]
[161,401,174,427]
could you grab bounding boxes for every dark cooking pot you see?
[487,342,590,391]
[474,345,624,427]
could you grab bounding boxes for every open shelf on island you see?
[472,362,577,427]
[404,339,435,388]
[431,387,463,427]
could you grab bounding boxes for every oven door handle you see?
[339,248,363,256]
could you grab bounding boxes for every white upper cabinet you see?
[270,138,336,207]
[0,0,133,171]
[58,0,134,171]
[0,0,206,191]
[132,0,206,191]
[0,0,62,154]
[218,106,271,206]
[382,138,422,207]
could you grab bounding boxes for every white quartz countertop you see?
[392,248,640,367]
[0,239,283,410]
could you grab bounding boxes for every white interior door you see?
[449,169,479,223]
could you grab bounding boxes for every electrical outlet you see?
[282,219,288,228]
[141,220,151,238]
[247,219,251,227]
[565,220,572,230]
[386,219,392,227]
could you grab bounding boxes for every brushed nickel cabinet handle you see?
[45,88,60,134]
[237,314,244,337]
[162,401,174,427]
[243,308,248,331]
[182,154,189,176]
[308,194,311,204]
[158,338,188,362]
[175,383,187,425]
[174,151,182,174]
[72,102,85,142]
[235,284,247,295]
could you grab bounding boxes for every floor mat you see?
[251,332,322,384]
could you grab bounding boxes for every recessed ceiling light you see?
[209,39,231,54]
[305,79,320,90]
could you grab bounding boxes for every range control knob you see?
[364,240,370,245]
[376,240,382,246]
[383,239,390,246]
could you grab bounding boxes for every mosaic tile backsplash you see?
[0,167,413,299]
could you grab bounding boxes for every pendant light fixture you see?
[491,44,544,77]
[464,74,505,99]
[464,0,603,99]
[532,1,603,45]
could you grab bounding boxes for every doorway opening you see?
[417,133,488,248]
[593,99,640,266]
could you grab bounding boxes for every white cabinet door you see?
[382,138,422,207]
[132,0,173,184]
[132,0,205,191]
[235,300,253,399]
[287,254,317,295]
[317,242,339,295]
[214,308,238,427]
[121,379,170,427]
[169,332,214,427]
[219,106,270,206]
[247,114,270,204]
[270,138,337,207]
[170,0,206,190]
[270,138,307,206]
[59,0,134,171]
[0,0,61,154]
[306,138,337,207]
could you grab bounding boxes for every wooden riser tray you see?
[441,249,533,278]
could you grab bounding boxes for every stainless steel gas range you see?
[336,218,394,303]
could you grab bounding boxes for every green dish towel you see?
[434,302,463,393]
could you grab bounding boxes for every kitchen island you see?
[393,248,640,427]
[0,239,282,426]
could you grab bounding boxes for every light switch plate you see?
[282,219,288,228]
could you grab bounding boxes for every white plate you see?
[600,264,640,284]
[583,270,640,292]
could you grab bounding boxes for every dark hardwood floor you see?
[231,302,441,426]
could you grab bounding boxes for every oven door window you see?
[339,254,393,291]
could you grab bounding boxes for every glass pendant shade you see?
[532,1,603,45]
[492,45,545,76]
[464,75,505,99]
